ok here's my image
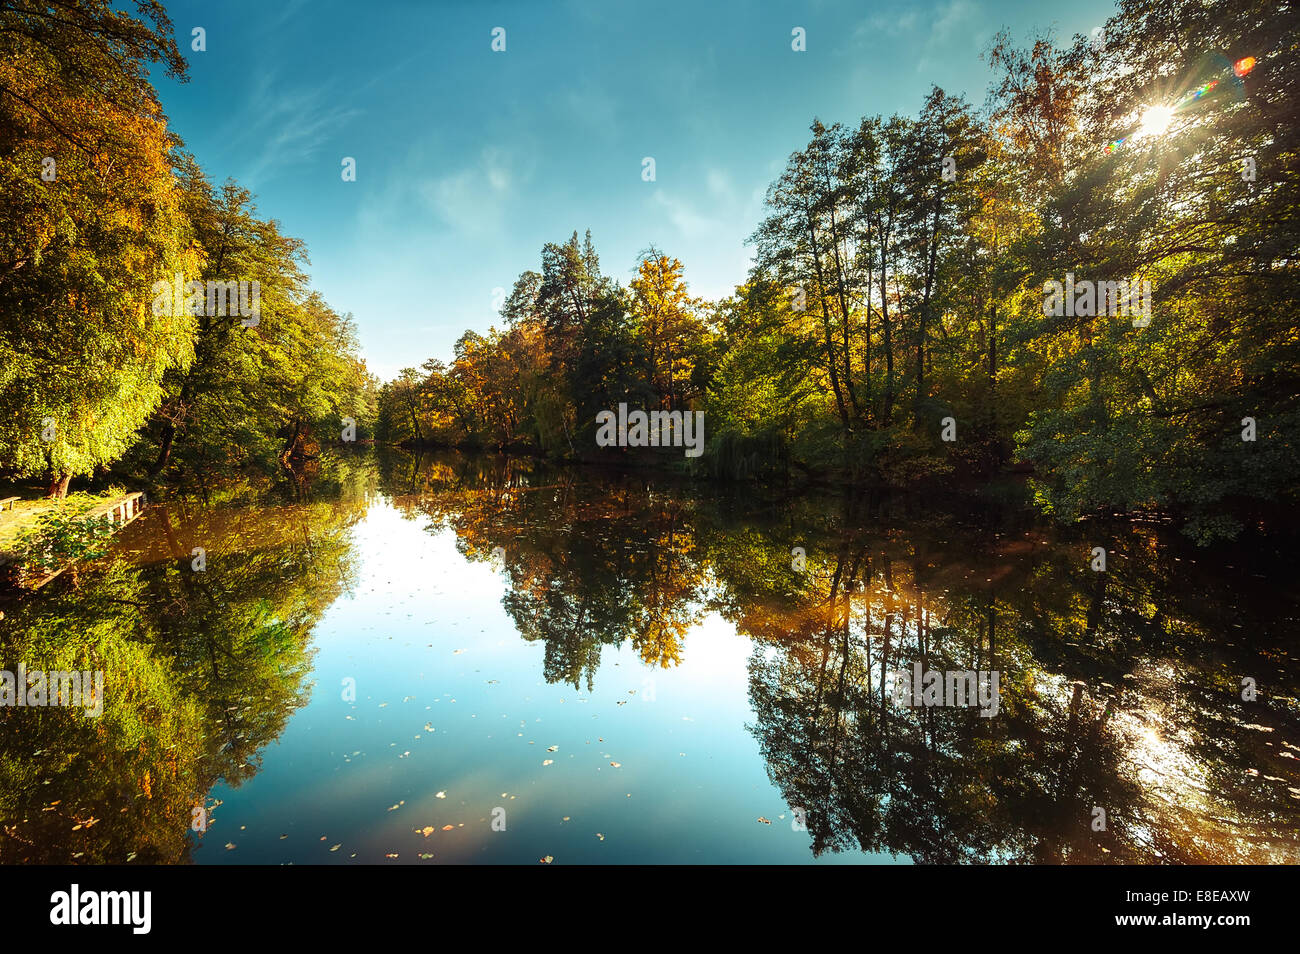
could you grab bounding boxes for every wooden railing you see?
[84,492,146,526]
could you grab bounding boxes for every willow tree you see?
[0,0,195,496]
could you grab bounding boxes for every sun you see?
[1137,104,1175,138]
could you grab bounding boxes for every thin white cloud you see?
[651,190,721,240]
[225,73,361,186]
[415,147,525,236]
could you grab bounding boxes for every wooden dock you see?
[18,492,149,591]
[83,492,147,527]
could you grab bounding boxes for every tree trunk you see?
[805,212,851,437]
[153,422,175,475]
[879,243,895,425]
[46,471,71,499]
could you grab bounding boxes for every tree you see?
[0,0,194,495]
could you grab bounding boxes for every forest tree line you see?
[0,1,1293,545]
[0,0,378,498]
[376,0,1296,542]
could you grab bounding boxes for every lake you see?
[2,449,1298,864]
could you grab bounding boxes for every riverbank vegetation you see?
[0,0,377,502]
[1,0,1294,545]
[377,1,1296,542]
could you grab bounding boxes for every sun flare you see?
[1138,104,1175,138]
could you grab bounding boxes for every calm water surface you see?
[2,450,1298,864]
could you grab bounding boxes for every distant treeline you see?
[0,1,378,498]
[377,0,1297,542]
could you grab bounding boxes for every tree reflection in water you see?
[2,449,1295,864]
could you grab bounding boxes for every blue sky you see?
[155,0,1117,381]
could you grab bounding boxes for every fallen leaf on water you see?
[418,853,434,859]
[225,843,237,850]
[543,759,554,766]
[609,762,621,768]
[539,855,553,864]
[442,825,454,831]
[547,745,558,752]
[330,844,341,852]
[435,791,446,799]
[596,833,604,841]
[757,817,771,825]
[385,853,399,859]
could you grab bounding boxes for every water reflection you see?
[0,475,363,863]
[2,449,1297,863]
